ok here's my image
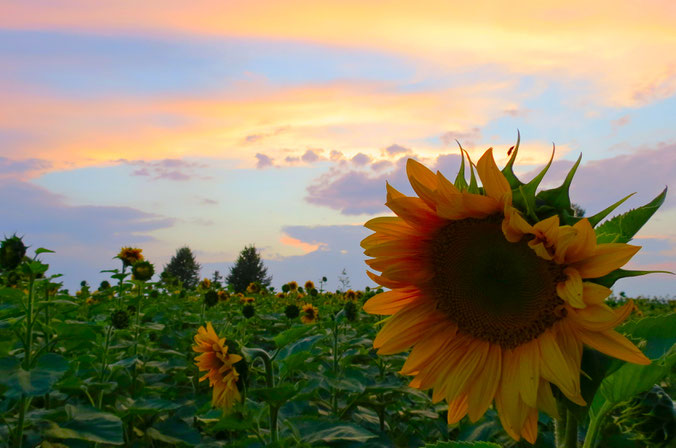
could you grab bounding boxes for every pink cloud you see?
[255,153,274,169]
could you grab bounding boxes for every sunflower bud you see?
[614,385,676,446]
[204,290,219,308]
[99,280,111,291]
[0,235,27,271]
[131,261,154,282]
[284,304,300,319]
[242,304,255,319]
[111,310,130,329]
[344,300,358,321]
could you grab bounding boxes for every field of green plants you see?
[0,244,675,448]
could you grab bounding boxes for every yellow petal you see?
[522,407,539,444]
[569,302,635,332]
[407,159,439,206]
[440,341,489,403]
[574,327,650,365]
[386,197,440,229]
[447,393,468,424]
[400,325,458,375]
[515,342,539,407]
[467,344,502,422]
[373,299,439,350]
[477,148,512,204]
[573,243,641,279]
[536,380,559,418]
[436,170,460,199]
[386,182,406,202]
[582,282,612,306]
[538,331,578,399]
[378,319,448,355]
[557,267,585,308]
[502,205,533,243]
[563,219,597,263]
[363,288,422,315]
[364,216,419,237]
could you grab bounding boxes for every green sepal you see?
[586,193,635,227]
[511,145,556,222]
[453,142,469,192]
[590,268,674,288]
[594,187,668,244]
[534,153,582,225]
[501,130,524,189]
[466,149,480,194]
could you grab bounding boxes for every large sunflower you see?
[362,146,651,443]
[193,322,242,411]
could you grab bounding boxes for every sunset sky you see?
[1,1,675,295]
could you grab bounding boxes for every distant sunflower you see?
[193,322,242,411]
[304,280,315,291]
[117,247,144,268]
[300,304,319,324]
[246,282,260,294]
[343,289,358,301]
[287,281,298,292]
[241,296,255,304]
[362,147,651,443]
[199,278,211,290]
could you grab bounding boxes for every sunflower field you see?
[1,143,675,448]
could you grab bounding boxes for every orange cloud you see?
[280,234,323,254]
[3,0,676,106]
[2,80,524,173]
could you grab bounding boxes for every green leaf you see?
[599,349,676,404]
[273,325,312,348]
[594,187,668,244]
[586,193,634,227]
[276,334,324,360]
[125,397,181,415]
[0,353,68,398]
[619,313,676,359]
[43,405,124,445]
[424,442,502,448]
[501,130,524,189]
[34,248,55,255]
[296,420,377,444]
[147,416,201,446]
[591,268,673,288]
[248,384,298,407]
[534,153,582,224]
[454,144,469,191]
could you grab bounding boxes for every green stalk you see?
[582,401,614,448]
[15,274,36,448]
[131,282,143,395]
[251,349,278,443]
[563,410,578,448]
[331,320,339,414]
[97,325,114,408]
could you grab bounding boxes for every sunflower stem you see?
[97,324,114,408]
[554,400,567,448]
[563,409,578,448]
[581,401,614,448]
[251,349,278,443]
[131,281,143,395]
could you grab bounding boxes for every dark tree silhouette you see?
[227,245,271,293]
[162,246,201,289]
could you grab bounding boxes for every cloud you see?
[440,127,482,148]
[351,152,371,166]
[301,148,323,163]
[120,158,208,181]
[611,115,631,130]
[284,156,300,164]
[255,152,274,169]
[0,157,52,179]
[0,178,174,290]
[4,1,675,106]
[371,160,392,171]
[330,150,343,161]
[199,197,218,205]
[520,142,676,214]
[384,144,410,156]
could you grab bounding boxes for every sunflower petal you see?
[538,331,578,399]
[363,288,422,315]
[573,243,641,278]
[563,219,597,263]
[400,325,458,374]
[557,267,585,308]
[447,393,469,424]
[582,282,612,306]
[477,148,512,204]
[515,342,540,407]
[574,327,650,365]
[569,302,635,332]
[407,159,439,206]
[467,344,502,422]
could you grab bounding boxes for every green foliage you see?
[226,244,271,293]
[595,188,668,244]
[162,246,201,289]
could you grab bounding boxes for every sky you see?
[1,0,675,296]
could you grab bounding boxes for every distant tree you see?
[571,203,586,218]
[227,245,271,293]
[162,246,201,289]
[337,268,351,292]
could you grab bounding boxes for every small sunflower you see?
[287,281,298,292]
[192,322,242,411]
[217,290,230,302]
[300,303,319,324]
[246,282,260,294]
[362,144,655,443]
[199,278,211,290]
[276,292,286,299]
[241,296,255,304]
[304,280,315,291]
[344,289,358,301]
[117,247,144,268]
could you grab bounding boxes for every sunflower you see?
[117,247,144,268]
[304,280,315,291]
[362,146,651,443]
[287,281,298,292]
[300,304,319,324]
[199,278,211,290]
[241,296,255,304]
[246,282,260,294]
[193,322,242,411]
[343,289,358,301]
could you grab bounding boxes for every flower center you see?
[428,214,565,349]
